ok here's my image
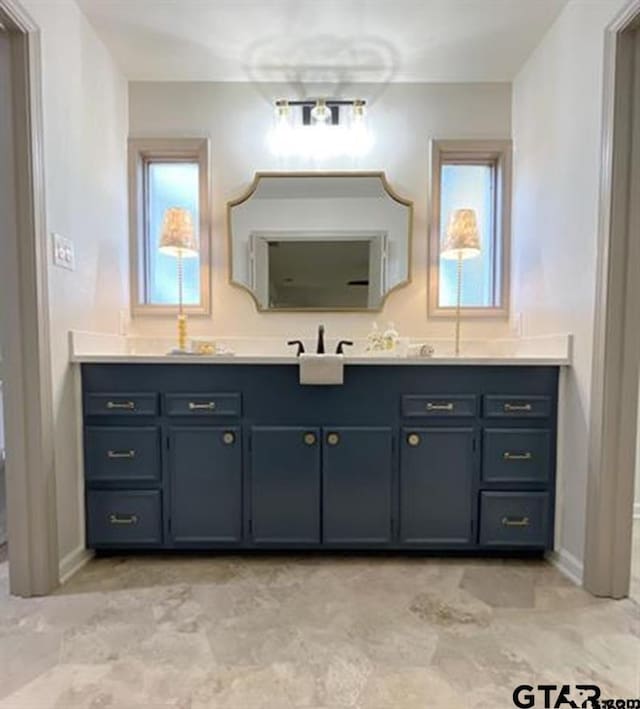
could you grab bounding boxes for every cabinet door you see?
[323,427,393,544]
[400,427,475,545]
[169,427,242,545]
[250,427,321,544]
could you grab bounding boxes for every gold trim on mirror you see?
[226,171,414,313]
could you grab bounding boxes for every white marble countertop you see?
[72,353,570,366]
[69,331,572,367]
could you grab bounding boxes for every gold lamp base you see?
[177,313,188,352]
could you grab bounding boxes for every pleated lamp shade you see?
[441,208,481,260]
[159,207,198,258]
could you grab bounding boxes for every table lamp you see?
[441,208,481,356]
[159,207,198,352]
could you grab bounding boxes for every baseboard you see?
[546,547,584,586]
[59,545,93,584]
[634,502,640,519]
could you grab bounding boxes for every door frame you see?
[0,0,59,596]
[584,0,640,598]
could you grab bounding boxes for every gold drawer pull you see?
[407,433,421,447]
[327,433,340,446]
[188,401,216,411]
[106,401,135,410]
[426,402,454,412]
[109,513,138,525]
[222,431,235,445]
[303,432,317,446]
[504,403,532,412]
[503,452,532,461]
[107,450,136,460]
[501,516,530,528]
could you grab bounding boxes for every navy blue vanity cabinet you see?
[168,426,242,545]
[81,363,559,553]
[249,426,321,545]
[322,427,394,545]
[399,427,476,545]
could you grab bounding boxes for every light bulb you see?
[348,99,372,157]
[310,99,330,124]
[351,99,366,124]
[268,100,293,157]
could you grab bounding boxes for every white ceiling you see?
[77,0,568,83]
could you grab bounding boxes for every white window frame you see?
[428,139,512,319]
[128,137,211,316]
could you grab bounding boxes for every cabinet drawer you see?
[85,427,160,484]
[85,393,158,417]
[86,490,162,547]
[402,395,476,418]
[479,491,549,547]
[482,429,551,484]
[165,393,242,417]
[483,395,552,419]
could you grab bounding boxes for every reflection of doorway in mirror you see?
[249,231,387,310]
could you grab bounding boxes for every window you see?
[429,139,511,317]
[129,138,210,315]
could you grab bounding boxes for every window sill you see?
[131,304,211,318]
[428,306,509,319]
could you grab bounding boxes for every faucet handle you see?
[335,340,354,355]
[287,340,305,356]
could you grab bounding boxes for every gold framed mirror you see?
[227,172,413,312]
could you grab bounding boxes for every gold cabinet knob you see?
[222,432,235,445]
[407,433,421,447]
[303,432,317,446]
[327,432,340,446]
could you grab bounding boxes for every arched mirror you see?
[227,172,412,311]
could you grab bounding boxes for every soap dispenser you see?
[383,322,399,351]
[366,322,384,352]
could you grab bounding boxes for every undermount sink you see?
[299,353,344,385]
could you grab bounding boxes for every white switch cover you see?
[52,232,75,271]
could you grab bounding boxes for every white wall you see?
[511,0,628,567]
[128,81,512,340]
[21,0,129,568]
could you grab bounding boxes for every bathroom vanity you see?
[80,359,559,553]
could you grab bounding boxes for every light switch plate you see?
[52,232,75,271]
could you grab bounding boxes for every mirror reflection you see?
[228,173,412,311]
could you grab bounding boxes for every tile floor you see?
[0,553,638,709]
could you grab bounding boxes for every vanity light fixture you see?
[159,207,198,353]
[268,98,371,159]
[441,208,481,357]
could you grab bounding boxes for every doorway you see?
[584,2,640,598]
[0,23,11,569]
[0,1,58,596]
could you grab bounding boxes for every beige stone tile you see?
[0,630,62,701]
[358,666,469,709]
[460,565,536,608]
[0,555,638,708]
[408,586,493,633]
